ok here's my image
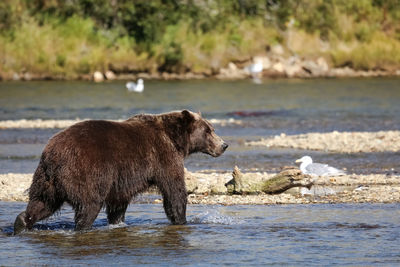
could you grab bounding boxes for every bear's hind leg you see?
[14,199,63,234]
[74,202,102,231]
[14,211,28,235]
[106,203,128,225]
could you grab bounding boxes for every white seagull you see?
[126,78,144,93]
[295,156,346,177]
[247,58,263,77]
[246,58,264,84]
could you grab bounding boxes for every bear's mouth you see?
[202,150,218,157]
[205,146,228,157]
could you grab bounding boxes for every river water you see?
[1,78,400,174]
[0,78,400,265]
[1,202,400,266]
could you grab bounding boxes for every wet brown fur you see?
[16,110,227,232]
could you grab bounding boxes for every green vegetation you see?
[0,0,400,78]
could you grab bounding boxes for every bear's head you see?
[181,110,228,157]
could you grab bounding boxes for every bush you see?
[0,0,400,76]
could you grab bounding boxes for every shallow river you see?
[1,78,400,174]
[1,202,400,266]
[1,78,400,265]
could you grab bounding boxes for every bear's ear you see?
[181,109,195,125]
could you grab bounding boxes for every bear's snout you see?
[222,143,229,151]
[209,139,228,157]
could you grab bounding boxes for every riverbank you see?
[1,170,399,205]
[2,2,400,82]
[3,55,400,82]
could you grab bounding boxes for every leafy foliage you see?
[0,0,400,76]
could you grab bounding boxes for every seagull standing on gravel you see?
[295,156,346,176]
[126,78,144,93]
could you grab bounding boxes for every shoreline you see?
[1,171,399,205]
[246,131,400,153]
[2,55,400,82]
[2,70,399,82]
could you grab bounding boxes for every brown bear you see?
[14,110,228,234]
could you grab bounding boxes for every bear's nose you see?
[222,143,229,151]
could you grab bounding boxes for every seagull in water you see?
[126,78,144,93]
[295,156,346,177]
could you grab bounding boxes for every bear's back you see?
[44,119,167,165]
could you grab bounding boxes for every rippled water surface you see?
[1,78,400,174]
[1,202,399,266]
[1,79,400,132]
[1,79,400,265]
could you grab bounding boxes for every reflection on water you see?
[26,225,193,259]
[1,202,399,266]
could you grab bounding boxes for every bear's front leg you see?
[158,176,187,225]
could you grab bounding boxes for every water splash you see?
[104,222,127,230]
[189,210,243,225]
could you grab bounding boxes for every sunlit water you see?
[1,78,400,174]
[1,202,399,266]
[1,79,400,265]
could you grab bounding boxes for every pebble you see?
[105,70,116,80]
[93,71,104,82]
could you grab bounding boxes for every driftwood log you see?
[262,166,313,194]
[226,166,313,195]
